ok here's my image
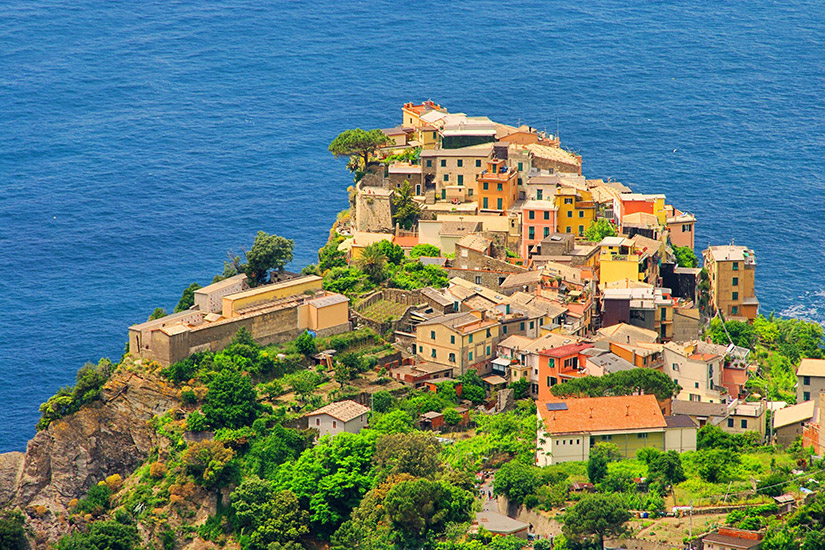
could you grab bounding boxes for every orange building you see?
[477,158,518,214]
[537,343,593,401]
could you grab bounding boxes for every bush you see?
[372,390,393,413]
[187,411,208,432]
[37,359,115,430]
[75,483,111,516]
[202,370,260,429]
[296,330,317,357]
[0,510,27,550]
[182,440,235,488]
[443,408,461,426]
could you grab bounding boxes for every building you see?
[193,274,249,313]
[796,358,825,403]
[703,245,758,321]
[666,209,696,249]
[598,236,650,285]
[473,512,529,539]
[701,528,763,550]
[620,193,668,225]
[415,311,500,376]
[478,158,519,214]
[417,219,482,255]
[420,144,494,201]
[524,143,582,175]
[536,394,696,465]
[555,186,596,236]
[306,400,371,438]
[129,276,350,366]
[601,287,674,341]
[671,399,767,440]
[594,322,659,345]
[390,362,455,389]
[520,200,558,258]
[447,234,528,291]
[536,343,593,401]
[663,342,724,403]
[773,400,816,447]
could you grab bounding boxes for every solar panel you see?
[546,403,568,411]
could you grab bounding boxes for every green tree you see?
[244,231,295,284]
[57,520,140,550]
[410,244,441,259]
[295,330,317,357]
[372,390,393,413]
[551,368,679,401]
[289,371,320,404]
[584,219,618,242]
[323,266,370,295]
[374,240,405,265]
[371,410,415,434]
[148,307,167,320]
[183,440,235,487]
[374,432,441,479]
[443,407,461,425]
[563,493,630,549]
[494,461,541,506]
[509,377,530,400]
[174,282,202,313]
[232,478,309,550]
[673,245,698,268]
[392,180,422,230]
[329,128,391,170]
[695,449,739,483]
[0,510,27,550]
[319,236,348,272]
[641,449,686,492]
[203,370,260,429]
[705,318,756,348]
[358,243,388,284]
[587,442,620,484]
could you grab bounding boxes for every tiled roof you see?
[797,358,825,377]
[455,234,492,253]
[541,343,593,358]
[307,400,370,422]
[773,400,816,428]
[538,394,667,435]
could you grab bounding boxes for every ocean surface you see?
[1,1,823,452]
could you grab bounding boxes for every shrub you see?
[75,483,111,516]
[182,440,235,488]
[186,411,208,432]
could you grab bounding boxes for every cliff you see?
[0,366,179,545]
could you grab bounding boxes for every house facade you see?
[306,400,371,438]
[703,245,758,321]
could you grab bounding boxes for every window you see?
[544,211,550,220]
[528,227,535,239]
[661,308,667,321]
[486,328,491,337]
[426,159,432,167]
[578,210,584,218]
[537,190,543,200]
[727,418,734,428]
[529,210,535,220]
[732,262,739,271]
[457,175,463,185]
[602,435,612,441]
[530,321,534,329]
[732,277,738,286]
[486,345,491,355]
[731,305,739,315]
[449,353,456,362]
[637,433,647,439]
[804,376,811,385]
[333,421,337,428]
[468,189,473,196]
[566,226,572,233]
[483,197,488,209]
[518,162,523,171]
[672,363,680,372]
[443,174,449,182]
[469,334,474,343]
[440,159,446,167]
[578,225,584,236]
[316,418,320,426]
[469,351,473,361]
[544,227,550,238]
[432,132,437,139]
[520,321,525,330]
[564,197,573,205]
[732,291,738,300]
[450,335,455,344]
[430,330,436,340]
[457,159,463,167]
[412,344,416,354]
[483,182,489,190]
[567,211,572,218]
[502,325,508,334]
[740,419,747,429]
[497,183,503,191]
[694,382,699,388]
[497,198,502,210]
[475,275,482,285]
[431,349,436,358]
[551,377,557,386]
[804,391,811,401]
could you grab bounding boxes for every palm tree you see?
[358,244,388,284]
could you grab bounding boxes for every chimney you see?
[626,405,630,416]
[589,407,594,418]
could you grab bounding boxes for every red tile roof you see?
[538,394,667,435]
[540,343,593,358]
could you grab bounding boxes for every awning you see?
[483,375,508,386]
[491,357,511,367]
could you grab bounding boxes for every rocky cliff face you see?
[0,367,179,545]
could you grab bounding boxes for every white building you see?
[306,400,371,438]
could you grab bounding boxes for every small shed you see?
[420,411,444,430]
[570,482,595,493]
[474,511,529,539]
[773,493,796,515]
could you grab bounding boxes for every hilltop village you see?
[5,103,825,550]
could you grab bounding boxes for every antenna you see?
[556,117,560,140]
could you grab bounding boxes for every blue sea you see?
[1,1,823,451]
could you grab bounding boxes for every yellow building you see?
[222,275,323,318]
[598,236,645,285]
[703,245,758,321]
[554,186,596,236]
[402,100,446,128]
[415,311,500,375]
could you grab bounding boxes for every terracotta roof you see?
[393,235,419,248]
[307,400,370,422]
[541,343,593,358]
[538,395,667,435]
[595,323,658,344]
[525,143,581,165]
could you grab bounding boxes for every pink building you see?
[667,210,696,249]
[521,200,557,258]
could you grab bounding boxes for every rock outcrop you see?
[0,367,179,544]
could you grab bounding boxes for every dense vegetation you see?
[549,368,680,401]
